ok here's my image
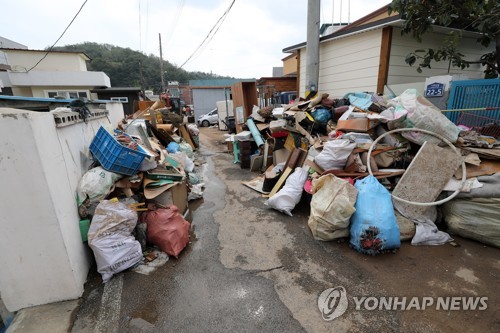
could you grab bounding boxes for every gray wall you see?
[192,88,228,119]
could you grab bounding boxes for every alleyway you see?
[72,127,500,333]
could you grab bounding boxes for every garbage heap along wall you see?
[0,103,123,312]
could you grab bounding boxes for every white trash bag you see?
[266,168,308,216]
[77,166,122,205]
[314,139,356,171]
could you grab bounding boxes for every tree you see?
[388,0,500,78]
[52,42,235,91]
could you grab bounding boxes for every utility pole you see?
[159,33,165,94]
[306,0,320,98]
[138,60,146,99]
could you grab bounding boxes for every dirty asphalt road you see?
[73,127,499,333]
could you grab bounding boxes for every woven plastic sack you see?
[442,198,500,248]
[88,200,142,283]
[308,174,357,241]
[141,205,191,257]
[350,176,400,254]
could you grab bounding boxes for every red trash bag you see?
[141,205,190,257]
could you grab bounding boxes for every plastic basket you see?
[89,126,147,176]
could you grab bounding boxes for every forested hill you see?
[53,42,233,92]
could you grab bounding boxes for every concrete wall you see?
[0,106,121,311]
[192,88,228,119]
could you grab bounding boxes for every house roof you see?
[283,4,484,53]
[283,13,402,53]
[0,48,91,61]
[336,4,394,32]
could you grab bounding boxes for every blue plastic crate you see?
[89,126,147,176]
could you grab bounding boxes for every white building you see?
[283,5,490,98]
[0,40,110,99]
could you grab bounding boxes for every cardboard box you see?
[151,180,188,214]
[336,118,378,132]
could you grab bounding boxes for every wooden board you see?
[284,148,307,171]
[179,124,196,150]
[455,159,500,179]
[268,167,292,198]
[462,147,500,160]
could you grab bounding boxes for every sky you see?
[2,0,389,79]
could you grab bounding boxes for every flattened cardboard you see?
[143,178,177,199]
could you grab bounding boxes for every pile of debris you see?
[233,89,500,254]
[77,103,203,283]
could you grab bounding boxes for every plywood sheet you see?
[462,147,500,160]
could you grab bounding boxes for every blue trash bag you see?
[349,175,400,255]
[167,141,180,154]
[311,107,332,124]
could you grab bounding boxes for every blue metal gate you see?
[444,79,500,136]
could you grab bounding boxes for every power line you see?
[27,0,89,72]
[145,0,150,52]
[139,0,142,50]
[180,0,236,68]
[189,2,232,64]
[165,0,186,47]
